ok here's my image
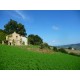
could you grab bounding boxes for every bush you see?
[58,48,67,53]
[68,47,72,49]
[69,52,80,57]
[22,41,25,45]
[0,29,7,43]
[69,52,75,55]
[53,46,58,52]
[4,40,8,45]
[39,43,44,49]
[39,43,50,49]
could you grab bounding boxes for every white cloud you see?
[15,10,26,20]
[52,26,59,30]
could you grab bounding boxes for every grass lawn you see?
[0,45,80,70]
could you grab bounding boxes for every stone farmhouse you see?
[6,32,28,45]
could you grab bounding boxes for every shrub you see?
[58,48,67,53]
[39,43,44,49]
[22,41,25,45]
[0,29,7,43]
[53,46,58,52]
[68,47,72,49]
[69,52,80,57]
[69,52,75,55]
[4,40,8,45]
[12,39,15,45]
[39,43,50,49]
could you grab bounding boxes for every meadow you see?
[0,45,80,70]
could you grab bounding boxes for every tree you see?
[4,19,27,36]
[17,23,26,36]
[34,35,43,45]
[28,34,43,45]
[0,29,7,43]
[28,34,35,45]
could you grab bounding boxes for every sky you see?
[0,10,80,46]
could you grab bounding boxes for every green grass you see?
[0,45,80,70]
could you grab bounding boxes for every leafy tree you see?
[0,29,7,43]
[28,34,43,45]
[4,19,27,36]
[28,34,34,45]
[17,23,26,36]
[34,35,43,45]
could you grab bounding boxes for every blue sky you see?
[0,10,80,46]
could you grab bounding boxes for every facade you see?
[6,32,28,45]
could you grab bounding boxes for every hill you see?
[58,43,80,50]
[0,45,80,70]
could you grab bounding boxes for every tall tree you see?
[17,23,26,36]
[4,19,27,36]
[28,34,43,45]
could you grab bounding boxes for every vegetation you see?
[68,52,80,57]
[28,34,43,45]
[68,47,72,49]
[4,19,27,36]
[39,43,50,49]
[22,41,25,45]
[0,19,80,70]
[12,39,15,45]
[58,48,68,53]
[59,43,80,50]
[0,29,7,43]
[53,46,58,52]
[0,45,80,70]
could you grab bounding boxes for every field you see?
[0,45,80,70]
[65,49,80,55]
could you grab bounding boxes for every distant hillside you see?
[57,43,80,50]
